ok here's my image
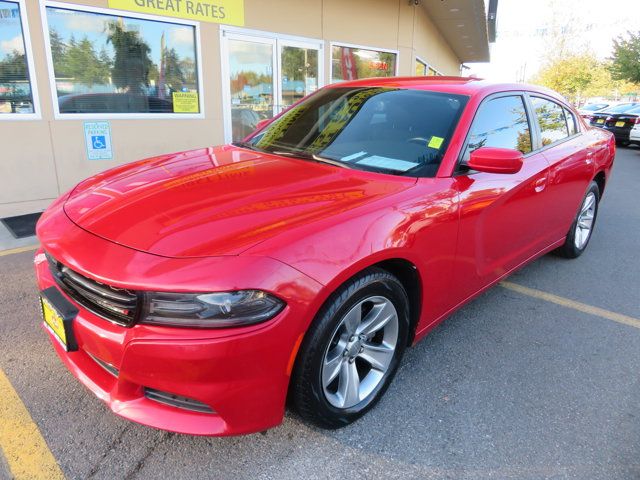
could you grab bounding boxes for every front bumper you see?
[34,207,323,436]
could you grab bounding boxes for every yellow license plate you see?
[41,296,68,349]
[596,119,605,124]
[615,121,625,127]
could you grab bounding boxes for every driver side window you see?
[463,95,532,162]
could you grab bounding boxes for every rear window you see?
[242,87,468,177]
[531,97,569,146]
[607,104,638,114]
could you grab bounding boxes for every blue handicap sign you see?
[92,135,106,149]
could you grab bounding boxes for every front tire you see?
[555,181,600,258]
[291,268,410,429]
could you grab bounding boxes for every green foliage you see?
[162,48,185,89]
[106,21,153,93]
[610,31,640,84]
[531,53,638,103]
[0,51,27,84]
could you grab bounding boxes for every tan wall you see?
[0,0,460,218]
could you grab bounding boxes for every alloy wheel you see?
[321,296,399,409]
[574,192,596,249]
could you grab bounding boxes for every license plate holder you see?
[40,286,79,352]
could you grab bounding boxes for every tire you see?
[555,181,600,259]
[291,268,410,429]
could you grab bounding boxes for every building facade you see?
[0,0,491,218]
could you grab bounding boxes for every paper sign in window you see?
[173,92,199,113]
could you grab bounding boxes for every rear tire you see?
[291,268,409,429]
[555,181,600,259]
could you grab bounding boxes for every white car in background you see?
[630,120,640,146]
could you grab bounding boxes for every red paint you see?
[35,78,615,436]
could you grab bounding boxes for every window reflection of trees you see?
[47,8,198,114]
[532,98,568,146]
[466,98,532,157]
[0,1,32,113]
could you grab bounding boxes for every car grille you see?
[46,252,139,327]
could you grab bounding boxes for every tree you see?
[610,31,640,84]
[531,54,621,104]
[64,37,110,86]
[106,20,153,94]
[162,48,185,90]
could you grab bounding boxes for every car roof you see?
[325,76,568,104]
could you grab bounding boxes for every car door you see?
[452,93,552,301]
[529,96,595,243]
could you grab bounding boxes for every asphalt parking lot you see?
[0,147,639,480]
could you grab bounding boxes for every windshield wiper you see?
[232,141,264,152]
[270,150,351,169]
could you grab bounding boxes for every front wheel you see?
[291,268,409,429]
[555,181,600,258]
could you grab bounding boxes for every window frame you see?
[40,0,205,120]
[0,0,41,121]
[219,25,325,144]
[329,41,400,83]
[526,93,582,152]
[415,56,428,76]
[456,91,536,174]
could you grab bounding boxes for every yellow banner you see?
[172,91,199,113]
[108,0,244,26]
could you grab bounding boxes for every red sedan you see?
[35,77,615,435]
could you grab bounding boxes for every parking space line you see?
[0,368,64,479]
[0,245,39,257]
[500,281,640,330]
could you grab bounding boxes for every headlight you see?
[140,290,285,328]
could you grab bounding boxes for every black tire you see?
[291,268,410,429]
[555,181,600,259]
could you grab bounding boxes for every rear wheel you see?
[291,268,409,429]
[555,181,600,258]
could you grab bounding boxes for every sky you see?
[467,0,640,82]
[0,1,25,57]
[46,6,196,67]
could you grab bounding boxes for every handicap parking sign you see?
[92,136,106,149]
[84,122,112,160]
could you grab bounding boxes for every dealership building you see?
[0,0,495,220]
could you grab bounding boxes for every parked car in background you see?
[590,103,640,134]
[600,105,640,146]
[577,102,609,121]
[629,115,640,146]
[35,78,615,436]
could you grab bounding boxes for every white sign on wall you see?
[84,122,113,160]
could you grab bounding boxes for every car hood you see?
[63,146,416,257]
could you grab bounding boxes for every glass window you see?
[228,38,273,141]
[464,95,532,160]
[241,87,468,178]
[531,97,568,146]
[331,46,396,82]
[415,59,427,76]
[0,0,34,115]
[281,45,318,109]
[45,6,200,115]
[564,107,577,136]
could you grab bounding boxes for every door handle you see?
[534,177,547,193]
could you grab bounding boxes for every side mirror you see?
[255,119,270,131]
[467,147,524,174]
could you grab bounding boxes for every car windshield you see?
[606,103,638,114]
[582,104,607,111]
[239,87,468,177]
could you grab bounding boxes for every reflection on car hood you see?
[63,145,416,257]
